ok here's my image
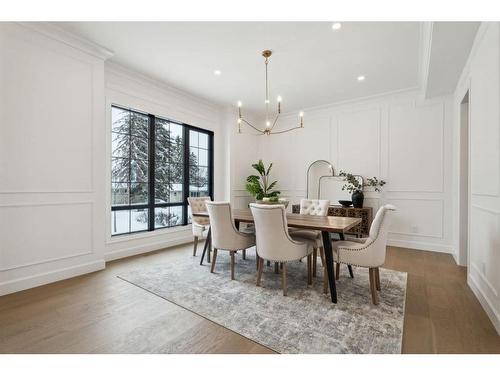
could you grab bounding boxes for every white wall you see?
[453,22,500,334]
[0,23,109,295]
[103,63,228,261]
[0,23,230,295]
[251,90,454,254]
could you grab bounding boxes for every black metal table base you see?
[199,227,211,266]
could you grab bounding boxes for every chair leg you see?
[267,260,271,267]
[230,251,235,280]
[307,254,312,285]
[242,249,246,260]
[348,265,354,278]
[312,248,317,277]
[369,268,379,305]
[375,267,381,291]
[256,253,260,271]
[274,262,279,274]
[336,262,340,280]
[256,258,264,286]
[280,262,283,270]
[210,248,218,273]
[193,236,199,256]
[282,263,287,296]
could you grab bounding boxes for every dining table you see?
[192,208,361,304]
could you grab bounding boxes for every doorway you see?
[459,91,470,267]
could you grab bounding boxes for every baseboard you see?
[104,235,194,262]
[387,239,453,254]
[468,274,500,335]
[0,259,105,296]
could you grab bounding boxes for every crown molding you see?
[105,61,225,114]
[17,22,114,60]
[419,22,433,98]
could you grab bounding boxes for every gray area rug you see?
[118,248,407,353]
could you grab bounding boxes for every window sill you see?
[106,224,192,245]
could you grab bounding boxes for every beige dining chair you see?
[289,199,330,292]
[332,204,396,304]
[250,203,315,296]
[187,196,211,257]
[205,201,256,280]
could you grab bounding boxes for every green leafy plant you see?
[245,160,281,201]
[339,170,386,194]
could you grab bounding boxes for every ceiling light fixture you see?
[357,75,365,81]
[214,70,221,75]
[237,50,304,136]
[332,22,342,30]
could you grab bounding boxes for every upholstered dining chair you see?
[289,199,330,291]
[205,201,256,280]
[250,203,315,296]
[187,196,211,257]
[332,204,397,305]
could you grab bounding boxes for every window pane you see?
[198,132,208,149]
[187,205,192,224]
[170,206,183,226]
[111,210,129,235]
[170,140,184,164]
[130,183,148,205]
[112,158,129,182]
[112,132,129,158]
[189,186,199,197]
[170,123,183,142]
[154,207,169,228]
[169,163,183,184]
[198,149,208,166]
[130,159,148,182]
[189,147,199,169]
[131,209,148,232]
[112,107,129,134]
[130,136,148,160]
[112,183,129,206]
[130,112,149,138]
[155,184,169,203]
[189,130,198,147]
[198,167,208,187]
[170,183,184,203]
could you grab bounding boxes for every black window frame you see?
[111,105,214,236]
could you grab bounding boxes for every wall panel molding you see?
[387,102,445,193]
[0,201,94,271]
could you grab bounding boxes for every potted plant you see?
[246,160,288,206]
[339,170,386,208]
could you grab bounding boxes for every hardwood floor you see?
[0,244,499,354]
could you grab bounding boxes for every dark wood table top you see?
[193,208,361,233]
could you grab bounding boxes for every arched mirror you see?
[306,160,334,199]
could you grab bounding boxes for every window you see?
[111,105,213,235]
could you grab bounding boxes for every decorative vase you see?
[351,190,364,208]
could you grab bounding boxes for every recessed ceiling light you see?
[332,23,342,31]
[214,70,221,75]
[357,75,365,81]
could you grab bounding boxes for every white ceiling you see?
[426,22,480,98]
[54,22,473,114]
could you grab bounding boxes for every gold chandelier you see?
[237,50,304,135]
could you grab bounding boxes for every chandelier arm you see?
[270,112,280,131]
[241,118,266,134]
[269,126,302,135]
